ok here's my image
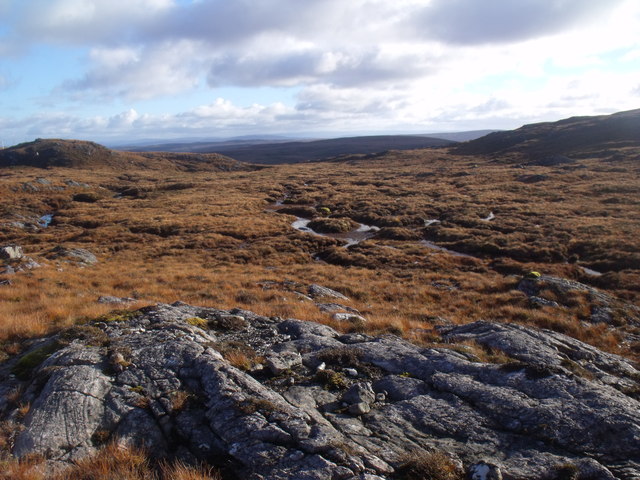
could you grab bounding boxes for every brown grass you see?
[0,147,638,363]
[0,443,221,480]
[395,449,464,480]
[0,145,639,476]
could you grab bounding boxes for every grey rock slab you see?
[48,246,98,265]
[308,284,349,300]
[2,302,639,479]
[13,363,112,459]
[440,320,640,386]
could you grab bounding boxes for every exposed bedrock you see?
[1,302,638,479]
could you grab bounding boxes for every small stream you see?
[291,217,380,248]
[269,200,609,270]
[269,200,478,256]
[38,214,54,227]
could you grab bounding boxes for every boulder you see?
[469,461,503,480]
[332,312,368,324]
[308,284,349,300]
[341,382,375,405]
[0,245,23,260]
[265,350,303,375]
[97,296,136,305]
[47,246,98,265]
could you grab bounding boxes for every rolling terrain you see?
[455,108,640,158]
[126,134,456,164]
[0,109,639,479]
[0,138,251,172]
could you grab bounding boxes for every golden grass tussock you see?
[0,443,221,480]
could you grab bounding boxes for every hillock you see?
[0,138,250,172]
[455,108,640,158]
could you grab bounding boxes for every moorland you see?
[0,109,639,479]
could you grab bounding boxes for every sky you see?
[0,0,639,146]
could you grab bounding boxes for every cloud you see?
[410,0,627,45]
[14,0,172,44]
[62,40,204,100]
[207,47,439,88]
[0,0,638,142]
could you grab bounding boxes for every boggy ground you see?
[0,146,639,362]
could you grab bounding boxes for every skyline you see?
[1,0,639,146]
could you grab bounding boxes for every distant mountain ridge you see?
[128,135,456,164]
[455,108,640,157]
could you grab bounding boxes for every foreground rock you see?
[0,245,23,260]
[0,303,639,479]
[46,245,98,265]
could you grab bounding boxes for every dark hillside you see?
[0,139,124,169]
[455,108,640,158]
[188,135,455,164]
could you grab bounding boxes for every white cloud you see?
[64,40,204,100]
[16,0,172,43]
[0,0,638,140]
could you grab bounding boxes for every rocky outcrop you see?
[0,245,23,260]
[1,303,639,479]
[46,246,98,265]
[518,274,640,327]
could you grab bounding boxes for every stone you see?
[529,296,559,308]
[317,303,361,314]
[19,257,41,270]
[590,306,614,324]
[341,382,375,406]
[97,295,136,304]
[348,402,371,416]
[265,351,303,375]
[0,265,15,275]
[0,245,23,260]
[332,313,368,324]
[308,284,349,300]
[469,461,503,480]
[65,179,90,188]
[47,246,98,265]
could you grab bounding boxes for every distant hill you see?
[455,108,640,157]
[0,138,252,172]
[422,130,499,142]
[126,135,456,164]
[115,136,303,153]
